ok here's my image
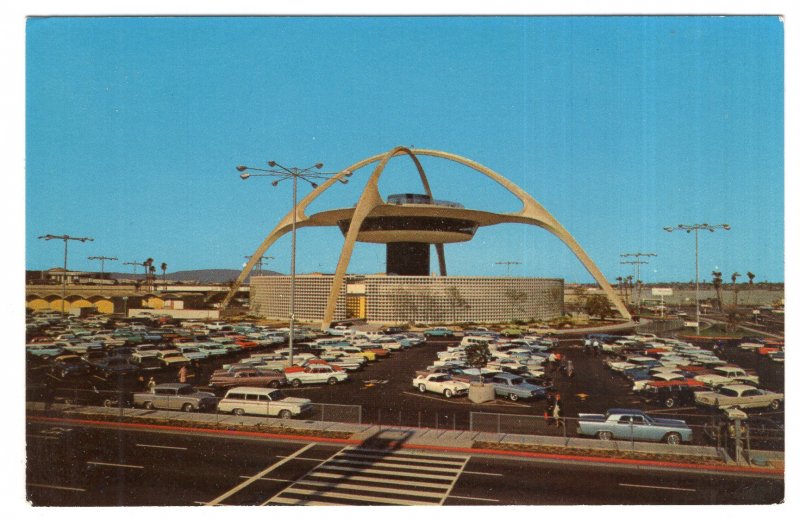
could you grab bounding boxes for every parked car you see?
[26,343,65,361]
[217,387,312,419]
[694,384,783,411]
[576,408,693,445]
[133,383,218,412]
[209,367,287,390]
[423,327,455,337]
[49,354,90,378]
[491,373,546,401]
[412,373,469,398]
[156,350,191,368]
[641,380,702,408]
[92,355,140,377]
[129,353,163,372]
[283,364,349,387]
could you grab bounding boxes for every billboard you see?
[651,288,674,296]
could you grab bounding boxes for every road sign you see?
[651,288,673,296]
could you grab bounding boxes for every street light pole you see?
[88,255,118,278]
[236,160,349,367]
[245,255,274,276]
[664,223,730,334]
[38,234,94,318]
[620,252,657,311]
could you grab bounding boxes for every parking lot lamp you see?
[620,252,657,312]
[663,224,730,334]
[88,255,118,279]
[38,234,94,317]
[237,161,348,367]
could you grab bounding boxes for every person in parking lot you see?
[178,365,188,384]
[552,396,562,427]
[567,360,574,378]
[147,376,156,392]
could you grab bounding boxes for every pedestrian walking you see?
[592,339,600,356]
[584,337,591,353]
[567,360,574,378]
[147,376,157,393]
[43,381,54,412]
[178,365,188,384]
[552,399,562,427]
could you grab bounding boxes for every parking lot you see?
[26,313,784,450]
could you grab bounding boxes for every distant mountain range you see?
[109,269,282,284]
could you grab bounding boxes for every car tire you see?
[769,399,781,411]
[444,389,453,398]
[233,408,245,416]
[664,432,682,445]
[597,431,613,441]
[103,399,114,408]
[182,403,194,413]
[143,401,154,410]
[509,393,519,402]
[291,379,302,388]
[279,409,292,419]
[327,377,338,385]
[268,380,280,388]
[665,397,675,408]
[419,384,426,393]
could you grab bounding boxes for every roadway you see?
[26,419,783,506]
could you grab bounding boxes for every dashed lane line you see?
[28,483,86,492]
[206,442,318,506]
[462,470,504,477]
[136,443,188,451]
[619,483,696,492]
[86,461,144,469]
[446,495,500,502]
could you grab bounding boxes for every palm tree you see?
[161,262,168,290]
[712,271,723,311]
[143,258,154,291]
[731,272,741,309]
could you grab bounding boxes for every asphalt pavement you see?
[26,421,784,506]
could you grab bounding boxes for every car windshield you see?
[509,378,524,385]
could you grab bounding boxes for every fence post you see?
[399,410,402,427]
[435,413,438,433]
[321,404,325,423]
[418,411,421,429]
[469,412,473,432]
[378,408,381,432]
[563,417,567,445]
[358,405,362,425]
[453,413,456,431]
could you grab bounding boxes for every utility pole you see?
[620,252,657,311]
[38,234,94,318]
[88,255,118,279]
[494,261,521,276]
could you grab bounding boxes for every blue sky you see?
[25,16,784,283]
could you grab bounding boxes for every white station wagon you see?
[218,387,312,419]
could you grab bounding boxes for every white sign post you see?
[651,288,673,317]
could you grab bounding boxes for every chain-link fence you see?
[305,403,362,424]
[470,411,566,440]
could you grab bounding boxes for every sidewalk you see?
[26,402,783,472]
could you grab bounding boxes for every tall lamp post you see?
[236,160,349,367]
[88,255,118,280]
[664,223,730,334]
[245,255,274,277]
[620,252,657,311]
[38,234,94,317]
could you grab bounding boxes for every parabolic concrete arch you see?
[223,147,630,326]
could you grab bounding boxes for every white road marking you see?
[136,443,188,451]
[346,446,467,459]
[240,476,294,483]
[447,495,500,502]
[462,470,504,477]
[439,455,470,504]
[27,434,59,441]
[270,487,436,506]
[619,483,696,492]
[86,461,144,469]
[28,483,86,492]
[275,456,327,462]
[324,458,461,473]
[309,465,457,480]
[337,451,465,466]
[310,472,451,489]
[294,479,446,498]
[207,442,317,506]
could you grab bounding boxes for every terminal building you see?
[227,147,629,327]
[250,274,564,325]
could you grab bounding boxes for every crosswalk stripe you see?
[279,487,438,506]
[268,496,345,506]
[323,458,461,473]
[293,479,446,498]
[307,465,456,480]
[309,472,451,489]
[343,447,469,460]
[334,452,466,466]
